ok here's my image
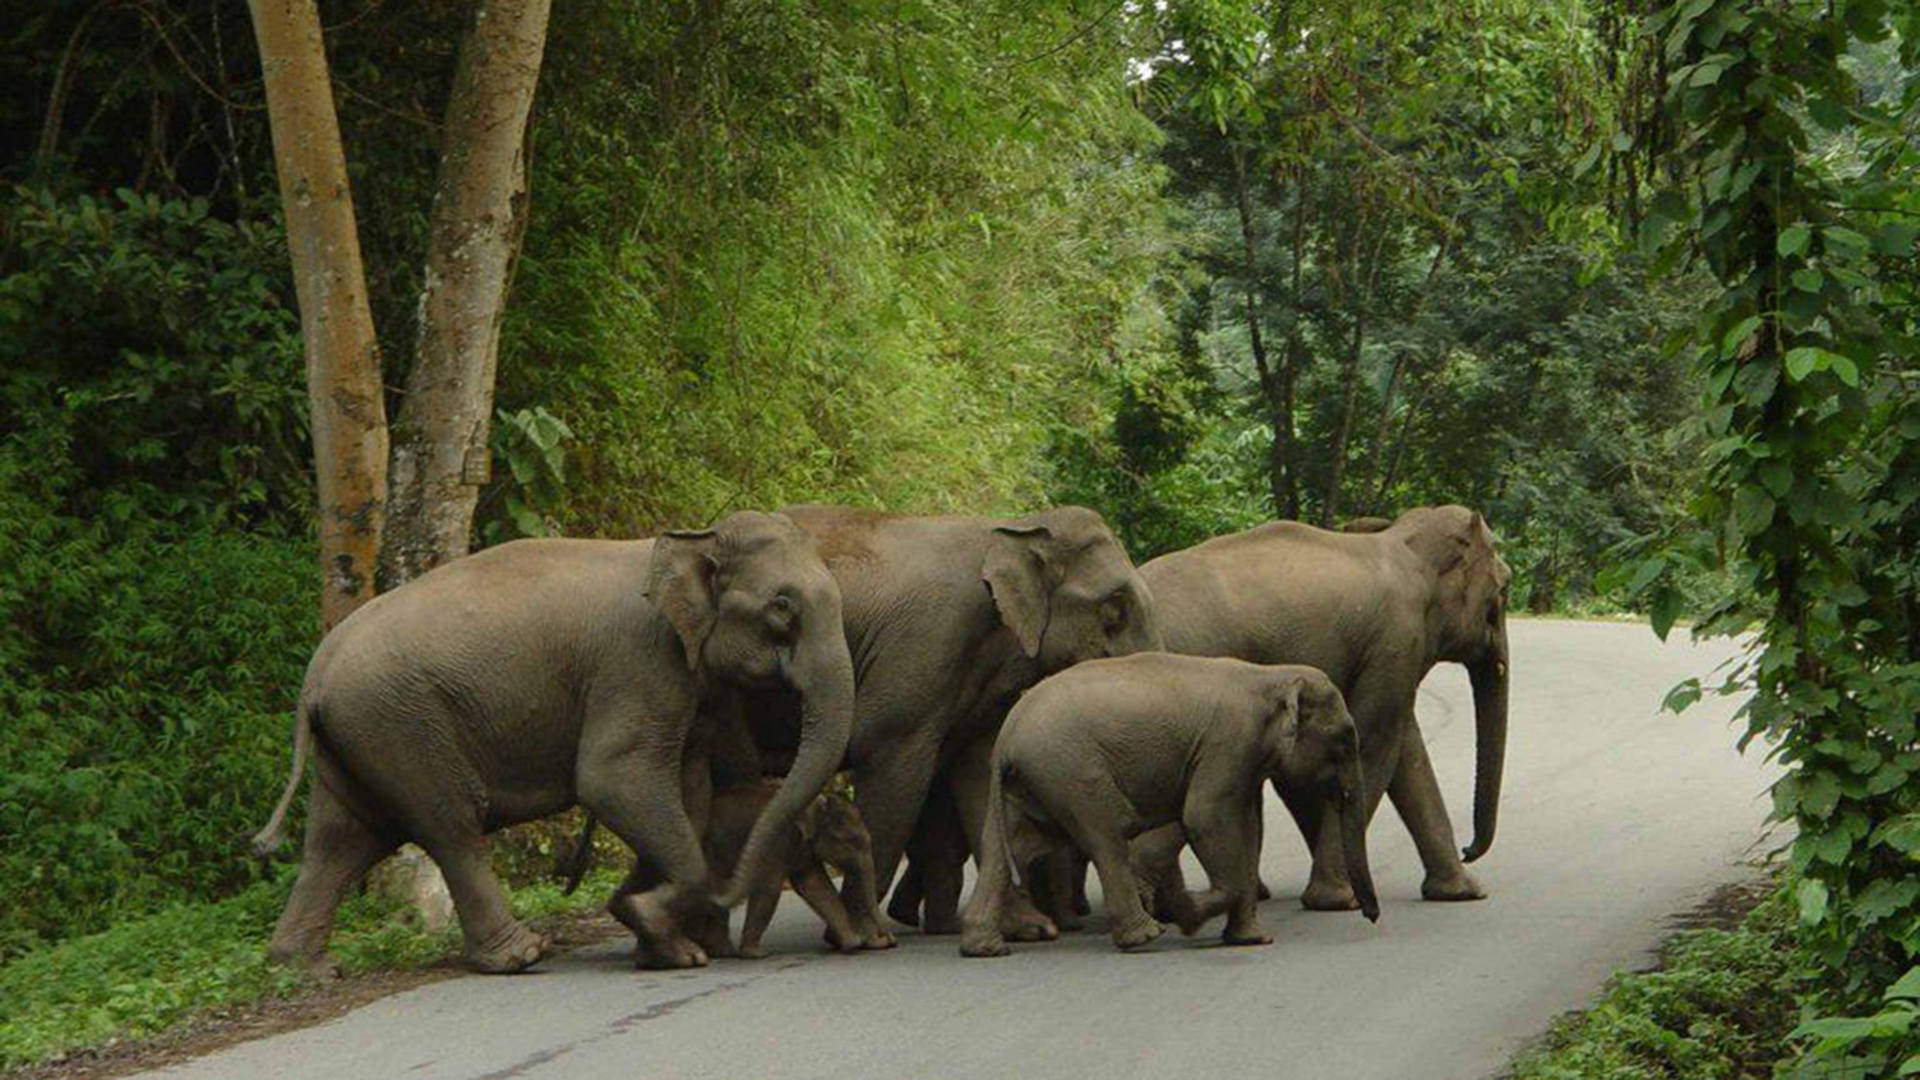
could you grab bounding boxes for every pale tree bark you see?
[248,0,387,629]
[1230,143,1293,520]
[383,0,551,588]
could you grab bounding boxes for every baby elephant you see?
[959,654,1379,957]
[706,780,895,958]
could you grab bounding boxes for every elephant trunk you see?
[716,615,855,908]
[1125,576,1167,654]
[1462,620,1509,864]
[1338,759,1380,923]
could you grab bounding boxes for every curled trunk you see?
[715,618,855,907]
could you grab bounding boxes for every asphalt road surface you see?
[133,619,1775,1080]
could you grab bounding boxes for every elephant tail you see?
[561,813,599,895]
[248,700,314,858]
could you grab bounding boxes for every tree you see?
[247,0,388,629]
[384,0,552,587]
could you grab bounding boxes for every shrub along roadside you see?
[0,866,624,1073]
[1508,885,1798,1080]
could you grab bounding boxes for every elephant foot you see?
[1256,878,1272,902]
[736,942,769,960]
[823,926,862,953]
[1221,920,1272,947]
[959,926,1010,958]
[1300,880,1361,911]
[860,928,898,950]
[1052,910,1085,934]
[634,934,710,970]
[1111,916,1163,951]
[886,892,923,929]
[467,921,549,974]
[1422,869,1488,902]
[1002,910,1058,943]
[620,892,711,970]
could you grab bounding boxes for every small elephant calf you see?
[959,654,1380,957]
[705,780,894,958]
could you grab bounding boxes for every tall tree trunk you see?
[1279,163,1307,519]
[1231,143,1291,518]
[1378,363,1430,502]
[248,0,387,629]
[1361,234,1451,512]
[1321,211,1387,528]
[383,0,551,587]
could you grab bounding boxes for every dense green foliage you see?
[1606,0,1920,1074]
[1052,1,1717,616]
[1511,891,1797,1080]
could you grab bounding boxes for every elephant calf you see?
[959,654,1379,957]
[704,780,894,958]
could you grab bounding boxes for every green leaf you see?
[1663,679,1703,713]
[1890,968,1920,1002]
[1786,347,1820,382]
[1733,487,1776,535]
[1629,555,1667,593]
[1831,356,1859,387]
[1802,770,1841,819]
[1650,584,1682,641]
[1796,877,1830,925]
[1792,267,1824,292]
[1721,315,1762,358]
[1779,224,1811,256]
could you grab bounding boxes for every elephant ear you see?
[645,528,720,671]
[983,524,1054,658]
[1264,676,1304,764]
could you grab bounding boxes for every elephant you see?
[732,505,1164,945]
[1138,504,1511,909]
[958,654,1378,957]
[248,510,855,974]
[701,779,889,958]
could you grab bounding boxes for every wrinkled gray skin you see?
[249,511,855,974]
[959,655,1378,957]
[1140,505,1511,908]
[702,780,889,959]
[732,505,1164,946]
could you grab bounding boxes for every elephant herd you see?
[250,502,1511,974]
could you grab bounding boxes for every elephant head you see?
[1263,668,1379,922]
[1394,505,1511,865]
[982,506,1163,674]
[646,511,855,906]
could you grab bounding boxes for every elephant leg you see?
[1029,850,1084,932]
[1297,688,1401,911]
[847,731,944,943]
[951,735,1055,942]
[735,883,779,960]
[416,828,549,974]
[1070,826,1160,951]
[895,778,966,934]
[581,740,715,970]
[792,864,862,953]
[1389,724,1487,901]
[265,776,396,977]
[1185,795,1269,946]
[886,851,927,928]
[838,845,897,950]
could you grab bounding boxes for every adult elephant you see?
[735,505,1164,944]
[1139,505,1510,907]
[249,511,854,973]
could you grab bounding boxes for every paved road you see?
[136,620,1775,1080]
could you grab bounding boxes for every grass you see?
[1509,887,1800,1080]
[0,865,624,1072]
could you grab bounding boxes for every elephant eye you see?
[766,594,798,635]
[1100,592,1128,631]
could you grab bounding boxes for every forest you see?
[1,0,1917,1076]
